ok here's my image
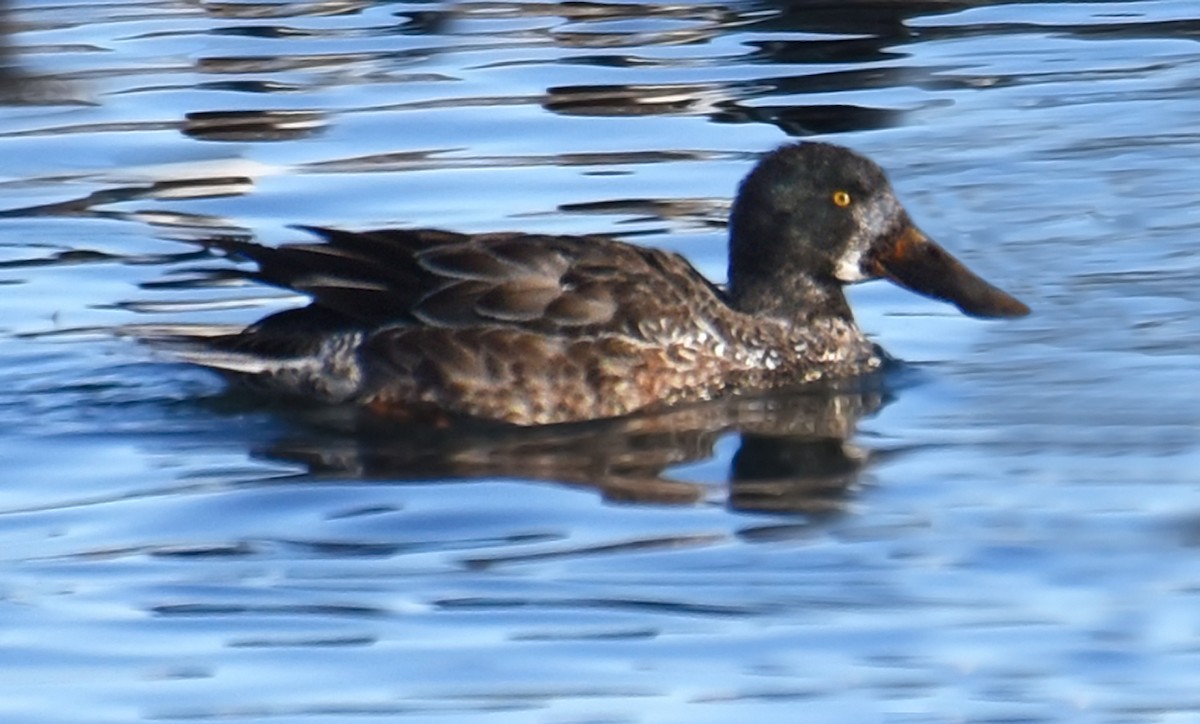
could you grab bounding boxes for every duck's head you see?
[727,142,1029,321]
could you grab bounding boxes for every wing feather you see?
[205,226,729,334]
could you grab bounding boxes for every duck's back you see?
[184,227,809,425]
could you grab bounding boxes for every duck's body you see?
[173,142,1028,425]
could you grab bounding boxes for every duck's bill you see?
[869,226,1030,319]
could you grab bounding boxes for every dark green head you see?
[727,142,1029,322]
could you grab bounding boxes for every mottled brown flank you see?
[359,311,879,426]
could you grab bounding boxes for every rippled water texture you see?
[3,0,1200,721]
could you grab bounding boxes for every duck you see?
[170,142,1029,426]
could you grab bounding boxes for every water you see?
[2,0,1200,721]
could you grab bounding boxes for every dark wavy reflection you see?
[174,0,999,136]
[533,0,993,131]
[0,0,84,104]
[221,380,892,516]
[183,110,329,142]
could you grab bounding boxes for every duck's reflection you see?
[243,380,890,516]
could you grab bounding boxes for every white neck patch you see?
[833,194,898,283]
[834,246,868,282]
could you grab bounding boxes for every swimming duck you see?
[174,142,1028,425]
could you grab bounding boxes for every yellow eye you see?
[832,190,852,208]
